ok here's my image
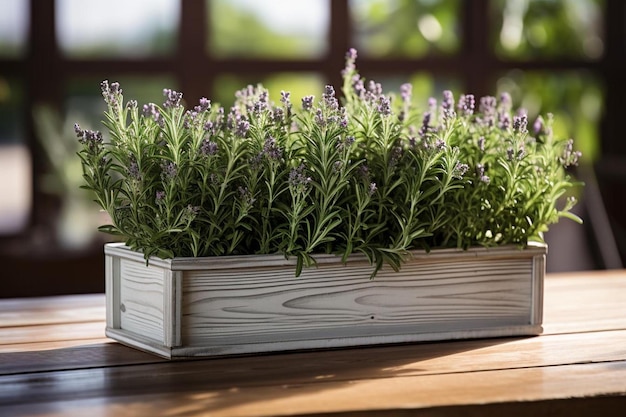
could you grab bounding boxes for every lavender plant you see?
[77,48,582,276]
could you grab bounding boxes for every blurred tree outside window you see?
[350,0,460,57]
[56,0,179,58]
[207,0,329,59]
[0,1,30,235]
[492,0,605,60]
[0,77,30,235]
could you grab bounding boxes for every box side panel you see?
[181,256,534,347]
[531,253,546,326]
[119,258,166,343]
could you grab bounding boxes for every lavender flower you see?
[161,161,178,180]
[74,123,103,145]
[192,97,211,115]
[400,83,412,105]
[499,112,511,130]
[271,107,285,123]
[288,164,312,192]
[235,119,250,138]
[142,103,162,125]
[200,139,218,156]
[367,80,383,97]
[419,112,432,138]
[506,147,515,161]
[128,157,141,180]
[280,90,291,107]
[357,164,370,180]
[182,204,200,223]
[262,135,283,161]
[339,107,349,128]
[560,139,582,167]
[302,95,314,111]
[352,74,366,99]
[377,95,392,117]
[323,85,339,111]
[513,113,528,134]
[101,80,122,106]
[477,136,485,152]
[155,190,166,204]
[163,88,183,108]
[441,90,456,120]
[238,186,256,206]
[253,90,270,115]
[389,146,403,167]
[533,115,545,136]
[453,162,469,179]
[368,182,377,196]
[457,94,475,116]
[479,96,497,127]
[342,48,358,76]
[476,164,490,184]
[314,108,325,127]
[337,135,355,151]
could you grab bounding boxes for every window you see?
[1,0,624,296]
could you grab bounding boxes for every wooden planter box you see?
[104,242,546,359]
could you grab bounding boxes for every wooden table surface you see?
[1,270,626,416]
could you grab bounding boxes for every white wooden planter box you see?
[104,242,546,359]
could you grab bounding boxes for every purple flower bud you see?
[400,83,412,104]
[378,95,392,116]
[352,75,366,99]
[200,139,218,156]
[262,135,282,161]
[368,182,377,196]
[128,158,141,180]
[235,119,250,138]
[453,162,469,179]
[533,115,545,135]
[513,113,528,134]
[194,97,211,113]
[302,95,314,111]
[161,161,178,179]
[163,88,183,108]
[441,90,455,120]
[288,164,312,191]
[474,137,484,152]
[457,94,475,116]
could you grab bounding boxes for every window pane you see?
[492,0,604,60]
[496,70,603,163]
[350,0,461,58]
[56,0,179,58]
[0,0,29,57]
[213,73,325,109]
[0,76,29,234]
[208,0,329,59]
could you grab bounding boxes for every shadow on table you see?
[0,336,531,415]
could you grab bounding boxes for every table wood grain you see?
[1,270,625,416]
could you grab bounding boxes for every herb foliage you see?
[77,49,582,276]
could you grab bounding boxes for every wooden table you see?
[1,270,626,416]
